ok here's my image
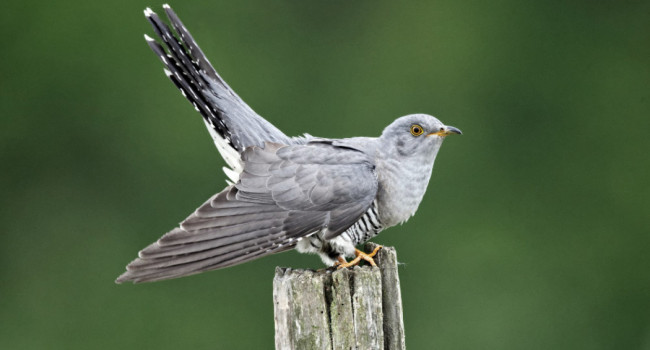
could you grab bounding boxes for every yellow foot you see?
[317,256,348,272]
[336,246,383,269]
[333,256,348,267]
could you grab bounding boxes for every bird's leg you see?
[336,245,382,269]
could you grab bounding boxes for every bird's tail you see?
[143,5,291,182]
[144,6,234,148]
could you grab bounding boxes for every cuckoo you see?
[116,5,461,283]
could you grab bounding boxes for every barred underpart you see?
[297,201,384,265]
[342,201,383,245]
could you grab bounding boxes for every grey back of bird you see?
[116,6,460,283]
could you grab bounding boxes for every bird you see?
[116,5,461,284]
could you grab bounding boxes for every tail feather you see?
[142,6,293,183]
[144,10,225,138]
[162,4,227,88]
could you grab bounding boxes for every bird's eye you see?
[410,124,424,136]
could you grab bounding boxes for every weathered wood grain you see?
[366,243,406,350]
[273,268,332,350]
[273,245,406,350]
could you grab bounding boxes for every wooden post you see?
[273,243,406,350]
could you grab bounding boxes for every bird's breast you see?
[375,156,436,227]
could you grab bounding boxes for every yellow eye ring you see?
[410,124,424,136]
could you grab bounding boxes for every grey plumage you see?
[116,5,461,283]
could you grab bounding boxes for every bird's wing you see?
[144,6,292,183]
[116,142,378,283]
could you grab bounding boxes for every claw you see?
[336,246,382,269]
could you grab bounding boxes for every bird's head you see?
[380,114,461,158]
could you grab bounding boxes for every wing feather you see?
[116,141,377,283]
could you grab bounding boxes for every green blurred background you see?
[1,1,649,349]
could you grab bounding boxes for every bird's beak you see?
[427,125,462,137]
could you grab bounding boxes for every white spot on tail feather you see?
[202,119,242,183]
[222,167,239,183]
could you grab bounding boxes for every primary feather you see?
[117,142,378,283]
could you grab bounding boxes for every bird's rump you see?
[116,142,378,283]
